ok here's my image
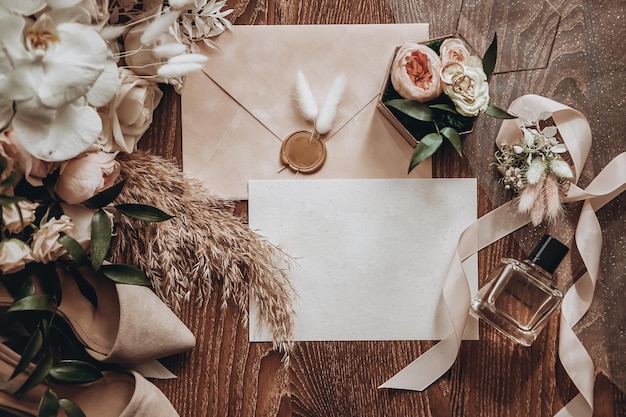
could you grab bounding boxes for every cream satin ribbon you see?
[380,95,626,417]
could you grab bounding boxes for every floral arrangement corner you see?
[382,33,515,172]
[0,1,296,414]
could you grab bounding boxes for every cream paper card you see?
[248,179,478,341]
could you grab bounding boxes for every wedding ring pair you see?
[440,62,475,104]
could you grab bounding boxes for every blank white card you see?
[248,179,478,341]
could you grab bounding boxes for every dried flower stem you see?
[111,152,296,354]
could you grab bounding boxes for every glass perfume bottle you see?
[471,234,569,346]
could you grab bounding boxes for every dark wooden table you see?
[139,1,626,415]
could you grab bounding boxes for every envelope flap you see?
[198,24,429,140]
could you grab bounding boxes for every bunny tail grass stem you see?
[296,70,318,122]
[111,151,296,353]
[315,74,346,135]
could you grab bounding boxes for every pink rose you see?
[31,215,74,263]
[3,200,39,234]
[55,151,121,205]
[0,239,35,274]
[390,42,443,102]
[439,38,471,65]
[0,131,55,186]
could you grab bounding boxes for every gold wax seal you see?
[280,130,327,173]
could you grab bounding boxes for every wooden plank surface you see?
[140,0,626,415]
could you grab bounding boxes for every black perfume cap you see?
[527,235,569,274]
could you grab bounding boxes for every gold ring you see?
[440,62,465,85]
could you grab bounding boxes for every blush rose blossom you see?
[391,42,442,102]
[439,38,471,64]
[3,201,39,234]
[55,151,121,205]
[0,239,35,274]
[31,215,74,263]
[97,68,163,153]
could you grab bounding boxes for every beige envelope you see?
[181,24,431,200]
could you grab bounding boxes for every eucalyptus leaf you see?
[430,103,458,114]
[38,389,60,417]
[100,264,151,286]
[115,204,174,222]
[49,360,103,384]
[59,234,88,265]
[10,328,43,380]
[485,102,516,119]
[8,294,54,313]
[482,33,498,79]
[90,209,111,270]
[15,349,53,397]
[59,399,86,417]
[441,127,463,156]
[385,99,433,122]
[82,179,126,209]
[409,133,443,173]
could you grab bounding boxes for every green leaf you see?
[482,33,498,78]
[59,399,86,417]
[115,204,174,222]
[38,389,60,417]
[82,179,126,209]
[100,264,151,286]
[441,127,463,156]
[8,294,54,313]
[10,328,43,380]
[67,268,98,309]
[58,234,88,265]
[385,99,433,122]
[408,133,444,173]
[15,349,53,397]
[430,103,458,114]
[48,360,102,384]
[485,102,516,119]
[90,209,111,270]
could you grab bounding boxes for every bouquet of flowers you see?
[381,34,514,172]
[0,0,233,415]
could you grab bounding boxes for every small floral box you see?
[376,35,508,171]
[377,36,478,147]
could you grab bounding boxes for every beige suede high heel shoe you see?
[0,266,195,367]
[0,344,179,417]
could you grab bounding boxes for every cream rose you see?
[0,239,35,274]
[3,200,39,234]
[439,38,471,64]
[1,131,55,186]
[390,42,442,102]
[55,151,121,205]
[97,68,163,153]
[31,215,74,263]
[443,57,489,117]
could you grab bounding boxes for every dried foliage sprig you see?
[495,112,574,226]
[111,152,296,354]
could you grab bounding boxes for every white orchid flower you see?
[0,0,46,15]
[0,10,119,161]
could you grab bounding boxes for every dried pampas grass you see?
[110,151,295,353]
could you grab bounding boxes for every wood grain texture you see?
[141,0,626,415]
